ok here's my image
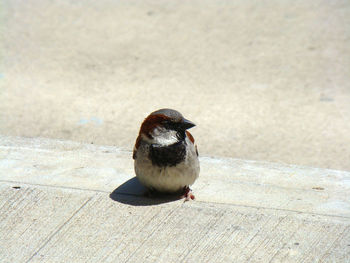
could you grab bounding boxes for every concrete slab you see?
[1,136,350,262]
[0,182,349,263]
[0,184,93,263]
[28,190,350,263]
[1,0,350,171]
[1,136,349,217]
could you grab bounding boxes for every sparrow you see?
[133,108,200,200]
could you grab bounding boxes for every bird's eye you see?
[162,120,175,129]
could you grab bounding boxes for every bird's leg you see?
[182,186,195,201]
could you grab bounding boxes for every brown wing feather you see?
[133,135,141,159]
[186,131,198,156]
[185,131,195,144]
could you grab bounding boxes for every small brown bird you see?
[133,109,200,200]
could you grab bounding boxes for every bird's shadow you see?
[109,177,182,206]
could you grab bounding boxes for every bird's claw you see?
[182,186,195,201]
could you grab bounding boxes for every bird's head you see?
[139,108,195,146]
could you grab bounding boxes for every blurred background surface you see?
[1,0,349,171]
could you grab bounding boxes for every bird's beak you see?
[181,118,196,130]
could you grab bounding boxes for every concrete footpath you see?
[1,0,350,171]
[0,136,349,262]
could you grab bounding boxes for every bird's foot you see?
[182,186,195,201]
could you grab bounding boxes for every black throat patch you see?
[149,140,187,167]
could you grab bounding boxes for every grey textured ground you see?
[1,136,349,262]
[1,0,350,170]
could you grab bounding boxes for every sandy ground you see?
[1,0,350,171]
